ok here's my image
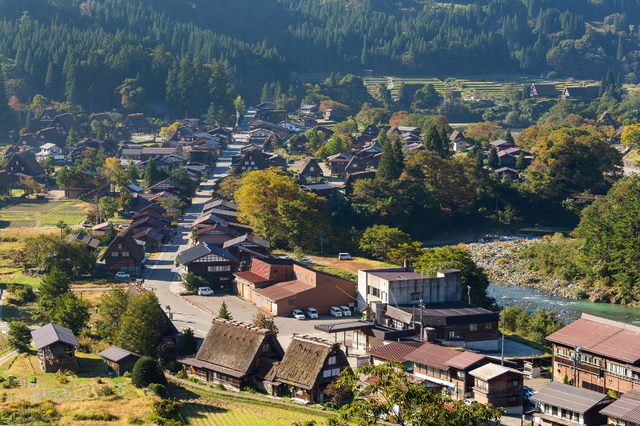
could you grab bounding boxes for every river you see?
[487,283,640,325]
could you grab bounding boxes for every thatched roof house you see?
[180,319,284,391]
[273,335,349,403]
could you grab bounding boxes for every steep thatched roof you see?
[275,336,342,389]
[195,319,283,376]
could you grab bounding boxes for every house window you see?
[118,244,122,249]
[122,251,129,257]
[470,323,478,332]
[311,278,314,283]
[328,356,336,365]
[111,252,118,257]
[411,293,420,301]
[310,166,314,171]
[508,395,520,405]
[208,265,231,272]
[250,161,255,165]
[507,379,519,387]
[332,368,340,376]
[241,166,246,170]
[323,369,332,378]
[557,347,565,356]
[262,344,271,353]
[367,286,380,298]
[485,322,493,330]
[476,379,488,391]
[288,299,296,306]
[245,161,249,165]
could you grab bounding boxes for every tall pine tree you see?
[392,137,405,177]
[376,139,398,181]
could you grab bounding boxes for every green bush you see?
[149,383,169,399]
[126,415,144,425]
[73,411,118,421]
[123,371,132,378]
[131,356,167,388]
[96,386,115,397]
[175,370,188,380]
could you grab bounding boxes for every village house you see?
[51,113,80,137]
[367,341,423,367]
[531,382,613,426]
[35,143,67,163]
[268,154,287,170]
[273,336,350,403]
[234,257,355,316]
[194,223,238,247]
[490,139,514,151]
[133,229,164,252]
[35,127,66,148]
[35,107,58,129]
[129,216,171,238]
[65,232,100,253]
[494,167,520,179]
[290,134,309,153]
[449,130,467,152]
[180,319,284,392]
[14,133,39,151]
[111,126,131,142]
[599,111,618,128]
[301,183,336,204]
[176,243,238,289]
[248,128,274,146]
[150,178,188,196]
[3,150,46,183]
[469,363,524,414]
[99,346,142,376]
[327,153,351,174]
[561,85,600,100]
[530,83,558,98]
[88,112,115,126]
[344,155,365,173]
[230,147,270,176]
[547,313,640,395]
[222,234,270,264]
[300,105,319,115]
[31,323,81,373]
[100,230,147,274]
[278,119,304,133]
[361,124,380,141]
[297,157,322,181]
[599,388,640,426]
[123,113,153,133]
[343,171,376,195]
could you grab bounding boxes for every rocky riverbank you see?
[465,238,584,300]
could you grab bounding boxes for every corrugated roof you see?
[546,313,640,364]
[532,382,609,414]
[469,363,522,381]
[404,342,460,370]
[176,243,237,265]
[368,271,427,281]
[445,351,486,370]
[99,346,140,362]
[253,280,314,302]
[31,323,80,350]
[601,388,640,423]
[223,234,270,249]
[366,341,423,363]
[234,270,272,284]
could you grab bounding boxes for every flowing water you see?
[487,283,640,325]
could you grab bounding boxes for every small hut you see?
[31,323,81,373]
[99,346,142,376]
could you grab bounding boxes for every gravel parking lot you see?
[184,292,361,350]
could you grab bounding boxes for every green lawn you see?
[0,198,90,228]
[180,398,333,426]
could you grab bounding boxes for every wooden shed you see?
[99,346,142,376]
[31,323,81,373]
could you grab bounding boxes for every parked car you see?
[292,309,306,320]
[338,253,351,260]
[198,287,214,296]
[340,306,352,316]
[464,398,477,405]
[115,272,130,280]
[287,159,295,164]
[301,258,312,264]
[306,307,318,319]
[330,306,343,317]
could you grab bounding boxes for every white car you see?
[115,272,130,280]
[292,309,306,320]
[306,307,318,319]
[330,306,343,317]
[338,253,351,260]
[464,398,477,405]
[198,287,214,296]
[340,306,352,316]
[301,258,312,264]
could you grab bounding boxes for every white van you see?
[330,306,343,317]
[338,253,351,260]
[340,306,352,316]
[198,287,214,296]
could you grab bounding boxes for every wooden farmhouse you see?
[150,178,188,196]
[35,108,58,129]
[14,133,39,151]
[100,230,147,274]
[230,147,269,176]
[180,319,284,392]
[531,382,613,426]
[31,323,81,373]
[194,223,238,246]
[273,336,349,403]
[327,153,351,174]
[176,243,238,289]
[51,113,80,137]
[123,113,152,133]
[297,157,322,181]
[530,83,558,98]
[469,363,524,414]
[223,234,270,264]
[3,150,46,182]
[99,346,142,376]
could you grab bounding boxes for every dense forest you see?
[0,0,639,115]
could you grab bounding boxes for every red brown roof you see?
[234,270,272,285]
[366,341,423,363]
[253,280,314,302]
[403,342,460,370]
[546,314,640,364]
[444,351,486,370]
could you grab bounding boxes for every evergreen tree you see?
[392,137,405,177]
[504,128,514,145]
[144,156,159,187]
[66,127,79,145]
[116,292,166,356]
[423,124,445,157]
[376,139,398,181]
[125,162,140,184]
[8,321,32,353]
[218,301,232,320]
[0,67,14,131]
[205,102,218,126]
[515,152,527,172]
[487,146,500,169]
[468,145,484,164]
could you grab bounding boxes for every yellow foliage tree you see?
[621,123,640,149]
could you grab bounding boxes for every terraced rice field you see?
[180,400,331,426]
[0,199,89,228]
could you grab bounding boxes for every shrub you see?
[152,399,182,420]
[214,383,226,391]
[149,383,169,399]
[123,371,132,378]
[1,376,18,389]
[131,356,167,388]
[57,376,68,384]
[126,415,144,425]
[73,411,118,421]
[96,386,115,397]
[175,370,188,380]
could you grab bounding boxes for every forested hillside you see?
[0,0,639,114]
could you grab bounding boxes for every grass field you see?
[180,397,333,426]
[0,198,91,228]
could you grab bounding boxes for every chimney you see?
[403,258,413,272]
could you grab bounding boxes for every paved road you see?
[142,143,242,338]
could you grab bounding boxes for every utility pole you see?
[319,230,323,253]
[467,285,471,304]
[571,346,582,386]
[501,295,506,366]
